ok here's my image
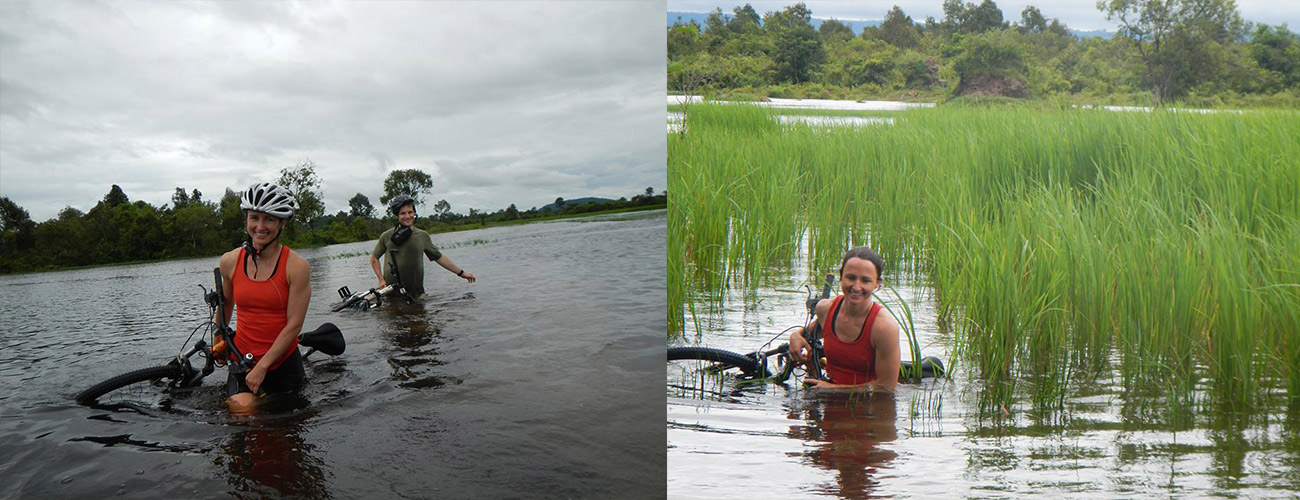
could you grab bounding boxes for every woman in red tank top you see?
[218,183,312,413]
[788,247,901,392]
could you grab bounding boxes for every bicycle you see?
[668,274,945,390]
[331,249,415,312]
[75,268,347,406]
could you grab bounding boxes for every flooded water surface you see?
[668,266,1300,499]
[1,211,665,499]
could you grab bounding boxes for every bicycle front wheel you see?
[75,364,185,405]
[667,347,767,377]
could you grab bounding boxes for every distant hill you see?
[668,11,1112,39]
[539,197,615,212]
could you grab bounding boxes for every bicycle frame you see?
[333,249,416,312]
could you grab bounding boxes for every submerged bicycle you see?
[668,274,945,390]
[75,268,347,406]
[330,249,415,312]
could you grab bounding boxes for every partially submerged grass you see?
[669,102,1300,413]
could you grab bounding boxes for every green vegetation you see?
[669,103,1300,415]
[669,1,1300,108]
[0,160,666,274]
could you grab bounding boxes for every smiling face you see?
[396,204,416,227]
[839,257,879,305]
[246,210,285,246]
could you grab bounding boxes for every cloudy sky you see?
[668,0,1300,32]
[1,1,666,222]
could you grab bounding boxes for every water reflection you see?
[789,393,898,499]
[377,301,456,389]
[218,409,330,500]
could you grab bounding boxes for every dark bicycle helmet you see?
[240,182,298,219]
[388,195,416,215]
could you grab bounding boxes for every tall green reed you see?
[668,103,1300,414]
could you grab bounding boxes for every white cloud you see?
[0,0,667,221]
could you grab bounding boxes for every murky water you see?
[1,211,665,499]
[667,112,892,133]
[667,95,935,111]
[668,262,1300,499]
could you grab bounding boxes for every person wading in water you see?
[788,246,901,393]
[370,195,475,298]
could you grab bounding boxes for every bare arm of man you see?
[433,255,475,282]
[370,255,386,288]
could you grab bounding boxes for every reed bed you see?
[668,102,1300,413]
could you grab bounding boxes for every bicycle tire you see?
[75,364,185,405]
[668,346,767,377]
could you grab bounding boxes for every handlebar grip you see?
[821,273,834,299]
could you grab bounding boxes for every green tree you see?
[878,5,923,49]
[171,187,191,209]
[764,3,824,83]
[0,197,37,270]
[348,193,376,219]
[1018,6,1048,33]
[277,159,326,240]
[103,184,129,208]
[1099,0,1247,104]
[818,18,855,45]
[433,199,452,221]
[942,0,1008,35]
[218,187,246,247]
[669,20,703,60]
[728,4,762,35]
[379,169,434,209]
[1249,24,1300,90]
[167,203,220,257]
[34,207,90,268]
[953,29,1031,97]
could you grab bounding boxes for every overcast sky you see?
[1,1,666,222]
[668,0,1300,32]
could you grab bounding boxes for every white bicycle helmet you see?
[240,182,298,219]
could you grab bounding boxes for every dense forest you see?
[668,0,1300,107]
[0,161,666,274]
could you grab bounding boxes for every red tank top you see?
[232,246,297,370]
[821,296,882,385]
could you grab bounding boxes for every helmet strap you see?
[242,225,284,274]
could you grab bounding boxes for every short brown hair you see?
[839,246,884,280]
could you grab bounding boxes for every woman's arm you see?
[218,250,237,327]
[789,299,831,366]
[805,308,901,393]
[244,252,311,393]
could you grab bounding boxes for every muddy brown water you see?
[1,211,665,499]
[668,262,1300,499]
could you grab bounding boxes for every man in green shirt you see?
[370,195,476,297]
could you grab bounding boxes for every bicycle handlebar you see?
[801,273,834,382]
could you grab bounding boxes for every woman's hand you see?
[788,327,811,364]
[244,365,268,394]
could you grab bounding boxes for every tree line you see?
[669,0,1300,107]
[0,161,666,274]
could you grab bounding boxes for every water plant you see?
[669,102,1300,414]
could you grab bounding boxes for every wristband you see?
[457,269,465,277]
